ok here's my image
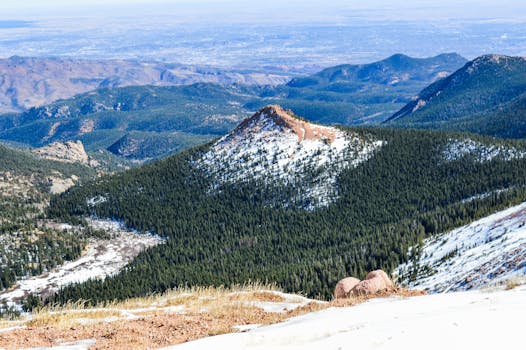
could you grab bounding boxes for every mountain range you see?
[0,53,467,160]
[46,105,526,303]
[0,56,290,114]
[248,53,467,125]
[3,52,526,304]
[387,54,526,139]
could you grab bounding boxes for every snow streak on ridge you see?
[196,105,383,210]
[395,202,526,292]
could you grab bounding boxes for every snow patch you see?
[26,338,96,350]
[86,195,107,207]
[244,291,324,313]
[395,202,526,292]
[443,138,526,163]
[196,106,383,209]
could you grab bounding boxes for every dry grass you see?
[482,276,526,292]
[27,309,122,328]
[505,277,525,290]
[0,285,424,350]
[286,288,426,318]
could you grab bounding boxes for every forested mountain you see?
[0,54,466,160]
[386,54,526,138]
[47,105,526,303]
[247,53,467,125]
[286,53,465,88]
[0,143,98,291]
[0,84,254,159]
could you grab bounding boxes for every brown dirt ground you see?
[0,289,424,350]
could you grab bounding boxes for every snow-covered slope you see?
[163,286,526,350]
[0,219,162,307]
[197,105,383,209]
[442,138,526,163]
[395,202,526,292]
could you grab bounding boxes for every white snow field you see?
[0,219,162,306]
[164,286,526,350]
[396,201,526,292]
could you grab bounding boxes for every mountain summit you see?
[222,105,339,145]
[286,53,466,88]
[197,105,383,209]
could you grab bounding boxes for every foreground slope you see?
[166,286,526,350]
[387,54,526,138]
[48,106,526,302]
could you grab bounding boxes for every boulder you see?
[351,270,395,296]
[334,277,361,299]
[365,270,395,289]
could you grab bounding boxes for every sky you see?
[2,0,526,22]
[1,0,525,66]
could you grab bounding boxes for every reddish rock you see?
[365,270,395,289]
[351,270,395,296]
[334,277,361,299]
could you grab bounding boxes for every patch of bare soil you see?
[0,288,423,350]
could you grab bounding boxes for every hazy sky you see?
[2,0,526,22]
[1,0,525,65]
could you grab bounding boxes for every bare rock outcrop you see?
[32,140,90,165]
[334,277,361,299]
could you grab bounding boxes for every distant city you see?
[0,15,525,75]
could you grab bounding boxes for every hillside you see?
[395,201,526,292]
[0,56,289,114]
[0,142,98,292]
[386,54,526,138]
[1,280,523,349]
[0,54,467,160]
[166,286,526,350]
[0,84,255,159]
[46,105,526,303]
[253,53,467,124]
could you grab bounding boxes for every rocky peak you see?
[465,54,525,74]
[32,140,90,165]
[222,105,337,146]
[198,105,384,210]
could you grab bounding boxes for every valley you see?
[1,7,526,347]
[41,106,526,305]
[0,219,162,307]
[0,53,466,160]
